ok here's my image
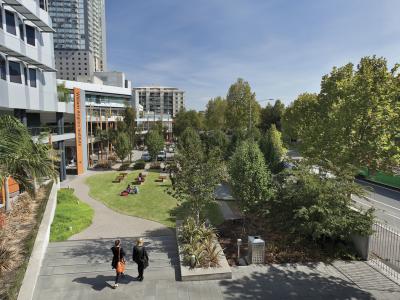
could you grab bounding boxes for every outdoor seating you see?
[113,175,124,183]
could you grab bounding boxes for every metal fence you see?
[369,222,400,280]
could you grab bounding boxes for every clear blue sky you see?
[106,0,400,110]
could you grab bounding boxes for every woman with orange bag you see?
[111,239,126,289]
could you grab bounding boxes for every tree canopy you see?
[259,100,285,133]
[283,56,400,173]
[259,124,287,173]
[173,110,204,137]
[145,130,164,161]
[114,132,130,162]
[205,97,227,131]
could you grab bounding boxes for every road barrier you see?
[369,222,400,280]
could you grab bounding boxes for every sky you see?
[106,0,400,110]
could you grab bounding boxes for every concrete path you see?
[215,183,234,201]
[33,235,400,300]
[217,201,242,220]
[62,171,173,240]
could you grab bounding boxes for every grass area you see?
[359,168,400,189]
[86,170,178,227]
[50,189,94,242]
[85,170,225,227]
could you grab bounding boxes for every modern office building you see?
[48,0,107,80]
[59,74,134,167]
[132,86,185,117]
[0,0,76,205]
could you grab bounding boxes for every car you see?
[157,151,166,161]
[141,152,151,162]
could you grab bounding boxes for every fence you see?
[369,222,400,280]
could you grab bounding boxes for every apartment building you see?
[0,0,77,205]
[132,86,185,118]
[48,0,107,80]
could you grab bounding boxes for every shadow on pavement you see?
[73,274,138,291]
[219,264,374,300]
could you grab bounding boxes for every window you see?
[39,0,47,11]
[5,11,16,35]
[0,56,6,80]
[29,68,37,87]
[0,8,3,30]
[26,25,35,46]
[18,18,24,41]
[9,61,22,83]
[23,66,28,85]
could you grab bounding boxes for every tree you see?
[122,107,136,162]
[0,116,58,212]
[225,78,261,133]
[202,129,229,160]
[57,82,71,102]
[259,100,285,133]
[173,128,224,224]
[173,110,204,137]
[228,140,275,216]
[285,56,400,174]
[114,132,130,162]
[272,161,374,241]
[281,93,318,142]
[145,130,164,161]
[205,97,227,131]
[259,125,287,173]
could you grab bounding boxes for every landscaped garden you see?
[50,188,94,242]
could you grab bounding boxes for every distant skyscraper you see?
[48,0,107,80]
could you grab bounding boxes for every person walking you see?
[111,239,126,289]
[132,238,149,281]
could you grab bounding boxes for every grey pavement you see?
[215,183,235,201]
[63,171,173,240]
[33,235,400,300]
[217,201,242,221]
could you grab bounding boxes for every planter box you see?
[176,220,232,281]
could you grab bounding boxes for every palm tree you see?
[0,116,58,212]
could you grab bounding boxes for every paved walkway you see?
[217,201,242,220]
[62,171,173,240]
[33,235,400,300]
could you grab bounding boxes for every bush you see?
[179,217,221,268]
[119,162,131,171]
[95,160,112,169]
[133,160,146,170]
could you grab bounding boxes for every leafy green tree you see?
[202,129,229,159]
[225,78,261,133]
[173,128,224,224]
[285,56,400,173]
[173,110,204,137]
[259,125,287,173]
[273,162,374,241]
[122,107,136,162]
[205,97,227,131]
[229,140,275,216]
[282,93,318,142]
[114,132,130,162]
[0,116,58,212]
[145,130,164,161]
[259,100,285,133]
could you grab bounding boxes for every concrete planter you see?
[176,220,232,281]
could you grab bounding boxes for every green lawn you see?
[85,170,224,227]
[86,170,178,227]
[50,188,94,242]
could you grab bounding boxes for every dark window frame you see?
[29,68,37,87]
[25,25,36,46]
[9,61,22,84]
[23,66,28,85]
[5,10,16,35]
[0,55,6,80]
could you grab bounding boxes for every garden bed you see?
[217,219,361,266]
[176,220,232,281]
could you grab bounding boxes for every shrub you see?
[95,160,112,169]
[133,160,146,170]
[179,217,221,268]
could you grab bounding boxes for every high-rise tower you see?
[48,0,107,80]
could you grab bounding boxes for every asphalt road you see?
[353,179,400,231]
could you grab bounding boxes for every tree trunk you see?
[4,176,11,212]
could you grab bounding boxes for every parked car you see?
[157,151,166,161]
[142,152,151,162]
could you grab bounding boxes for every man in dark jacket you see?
[132,238,149,281]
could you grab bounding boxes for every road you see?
[353,179,400,231]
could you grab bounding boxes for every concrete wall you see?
[351,234,370,260]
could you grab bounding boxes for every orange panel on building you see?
[0,178,20,205]
[74,88,84,175]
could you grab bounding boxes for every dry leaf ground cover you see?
[0,183,52,300]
